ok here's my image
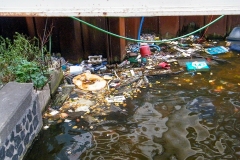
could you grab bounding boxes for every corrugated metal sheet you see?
[0,0,240,17]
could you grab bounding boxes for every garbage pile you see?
[43,35,231,131]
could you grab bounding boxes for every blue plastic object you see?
[205,46,228,55]
[230,43,240,52]
[226,27,240,41]
[61,65,67,71]
[141,57,147,64]
[186,61,209,71]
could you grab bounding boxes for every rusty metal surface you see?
[1,0,240,17]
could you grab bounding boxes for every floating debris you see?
[72,72,107,91]
[43,125,50,130]
[43,35,231,133]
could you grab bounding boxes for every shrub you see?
[0,32,50,89]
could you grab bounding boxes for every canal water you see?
[24,49,240,160]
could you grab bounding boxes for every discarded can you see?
[117,60,130,68]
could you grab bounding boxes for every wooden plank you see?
[73,19,84,62]
[141,17,159,35]
[1,15,240,64]
[89,18,108,56]
[179,16,204,36]
[80,17,108,60]
[204,15,227,39]
[108,17,126,62]
[119,17,126,61]
[125,17,140,40]
[226,15,240,35]
[35,17,62,57]
[81,17,91,60]
[57,17,81,62]
[25,17,35,37]
[159,16,180,39]
[50,18,61,55]
[34,17,46,38]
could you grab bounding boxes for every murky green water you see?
[24,50,240,160]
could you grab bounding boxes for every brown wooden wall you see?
[0,15,240,63]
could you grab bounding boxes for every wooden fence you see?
[0,15,240,63]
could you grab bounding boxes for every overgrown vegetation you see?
[0,32,51,89]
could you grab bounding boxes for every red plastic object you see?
[140,45,151,57]
[159,62,170,69]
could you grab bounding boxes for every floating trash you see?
[105,96,126,103]
[205,46,228,55]
[26,35,240,160]
[186,61,210,71]
[72,72,107,91]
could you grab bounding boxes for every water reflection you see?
[24,51,240,160]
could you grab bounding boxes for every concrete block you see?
[0,82,33,146]
[0,92,43,160]
[49,69,63,95]
[36,83,51,112]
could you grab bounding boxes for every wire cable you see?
[70,15,225,43]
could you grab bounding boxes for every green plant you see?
[0,32,51,89]
[15,60,48,89]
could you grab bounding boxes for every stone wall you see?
[0,82,42,160]
[0,69,63,159]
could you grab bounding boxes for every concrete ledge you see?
[0,69,63,159]
[49,69,63,96]
[36,83,51,112]
[37,69,63,112]
[0,82,33,146]
[0,82,43,160]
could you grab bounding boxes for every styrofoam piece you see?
[106,96,126,103]
[49,110,59,116]
[70,66,83,75]
[75,106,90,112]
